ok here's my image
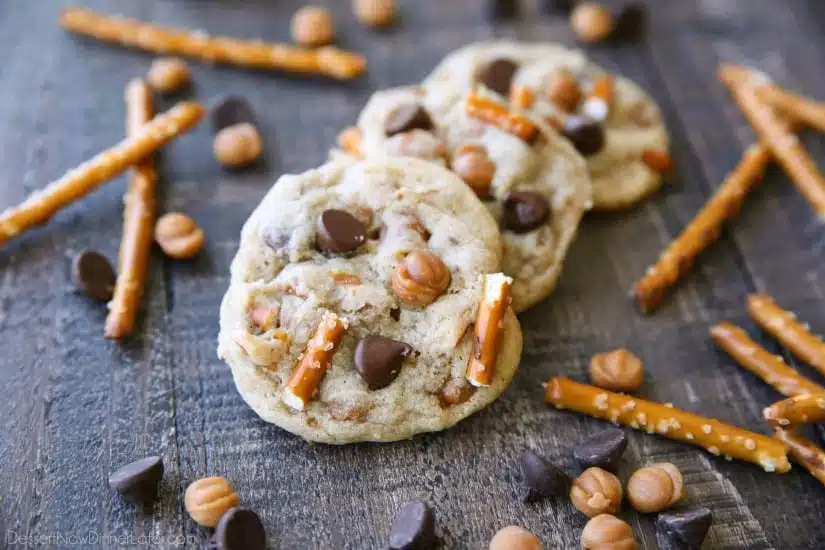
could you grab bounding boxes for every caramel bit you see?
[154,212,205,260]
[451,145,496,198]
[184,477,240,528]
[437,377,476,407]
[328,400,369,422]
[642,149,675,174]
[548,70,582,113]
[330,271,362,285]
[571,3,615,43]
[392,250,451,307]
[589,349,644,393]
[570,467,623,517]
[147,57,190,94]
[627,463,684,513]
[213,123,263,168]
[291,6,335,48]
[581,514,637,550]
[353,0,397,29]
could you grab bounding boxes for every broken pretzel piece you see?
[774,430,825,486]
[632,143,771,312]
[764,393,825,429]
[283,312,347,410]
[0,101,204,248]
[466,93,539,144]
[545,376,791,472]
[509,84,535,110]
[747,294,825,377]
[466,273,513,388]
[710,322,825,398]
[754,82,825,135]
[61,6,367,80]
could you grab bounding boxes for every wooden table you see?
[2,0,825,548]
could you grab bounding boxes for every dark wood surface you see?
[2,0,825,548]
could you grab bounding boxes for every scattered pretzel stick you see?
[466,93,539,144]
[710,322,825,397]
[104,79,156,339]
[61,6,366,80]
[774,430,825,486]
[719,64,825,219]
[283,312,347,410]
[747,294,825,377]
[545,376,791,472]
[466,273,513,387]
[754,83,825,135]
[337,126,364,159]
[632,144,771,312]
[764,394,825,429]
[0,102,204,248]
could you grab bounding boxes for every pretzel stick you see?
[719,64,825,219]
[545,376,791,472]
[755,83,825,135]
[466,93,539,144]
[283,312,347,411]
[710,322,825,397]
[747,294,825,377]
[774,430,825,486]
[632,144,771,312]
[764,394,825,429]
[337,127,364,159]
[466,273,512,387]
[104,80,156,339]
[0,102,204,248]
[61,6,366,80]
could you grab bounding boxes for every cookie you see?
[338,84,591,312]
[424,41,670,210]
[218,158,523,444]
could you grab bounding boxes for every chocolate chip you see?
[613,2,648,43]
[211,96,256,133]
[354,335,413,390]
[389,307,401,322]
[539,0,576,15]
[562,116,605,156]
[389,500,436,550]
[573,429,627,473]
[108,456,164,503]
[487,0,518,20]
[479,59,519,96]
[73,251,116,301]
[316,209,367,254]
[519,450,570,503]
[656,507,712,550]
[502,191,550,233]
[210,508,266,550]
[385,103,435,137]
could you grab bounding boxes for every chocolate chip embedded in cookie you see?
[562,116,605,156]
[479,58,519,96]
[316,209,367,253]
[503,191,551,233]
[385,103,435,137]
[354,335,413,390]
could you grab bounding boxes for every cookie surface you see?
[425,41,670,210]
[341,84,591,311]
[218,158,522,444]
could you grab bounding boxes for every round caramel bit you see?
[581,514,638,550]
[155,212,204,260]
[570,467,622,518]
[291,6,335,47]
[489,525,544,550]
[213,123,263,168]
[438,377,475,407]
[353,0,397,28]
[392,250,451,307]
[627,463,684,513]
[589,349,644,393]
[452,147,496,198]
[147,57,190,94]
[548,70,582,113]
[571,3,615,43]
[184,476,240,527]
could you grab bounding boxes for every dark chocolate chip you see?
[487,0,519,20]
[385,103,435,137]
[573,429,627,473]
[562,116,605,156]
[479,58,519,96]
[612,2,648,43]
[211,96,256,133]
[519,450,571,503]
[502,191,550,233]
[389,500,436,550]
[210,508,266,550]
[389,307,401,322]
[316,209,367,254]
[656,507,712,550]
[539,0,576,15]
[354,335,413,390]
[73,251,116,301]
[108,456,164,503]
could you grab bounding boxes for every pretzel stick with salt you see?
[774,430,825,486]
[61,6,366,80]
[719,64,825,219]
[544,376,790,472]
[747,294,825,377]
[710,322,825,397]
[632,144,772,312]
[0,102,204,248]
[104,79,156,339]
[754,83,825,135]
[764,394,825,429]
[466,93,539,144]
[466,273,512,387]
[283,312,347,410]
